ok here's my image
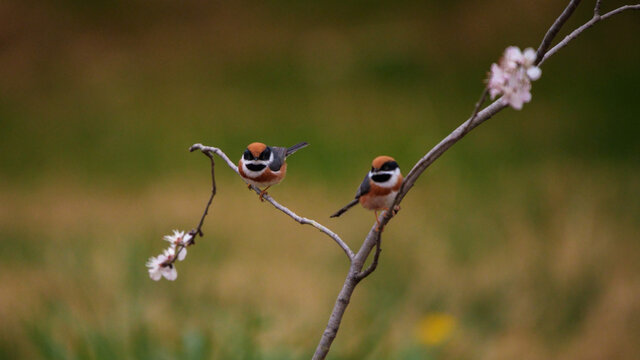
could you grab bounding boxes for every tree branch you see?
[535,0,583,65]
[355,232,382,281]
[161,151,217,268]
[539,4,640,66]
[594,0,602,16]
[188,143,355,261]
[601,3,640,19]
[193,150,217,238]
[464,87,489,131]
[312,1,640,358]
[312,97,510,360]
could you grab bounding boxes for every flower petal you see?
[523,48,537,65]
[504,46,524,68]
[163,266,178,281]
[177,247,187,261]
[527,67,541,81]
[149,268,162,281]
[183,233,193,245]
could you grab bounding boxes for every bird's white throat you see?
[369,168,401,187]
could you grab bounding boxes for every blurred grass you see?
[1,0,639,359]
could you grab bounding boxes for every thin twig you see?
[355,233,382,281]
[601,3,640,19]
[594,0,602,17]
[162,150,218,268]
[189,143,355,261]
[193,151,217,237]
[464,87,489,131]
[539,4,640,66]
[190,143,237,169]
[535,0,583,65]
[311,2,640,358]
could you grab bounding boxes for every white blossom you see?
[163,230,191,261]
[487,46,542,110]
[146,247,178,281]
[522,48,536,67]
[146,255,164,281]
[527,67,542,81]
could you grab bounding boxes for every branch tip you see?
[594,0,602,16]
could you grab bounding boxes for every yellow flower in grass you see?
[415,312,457,346]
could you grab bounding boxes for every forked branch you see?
[539,3,640,65]
[312,1,640,359]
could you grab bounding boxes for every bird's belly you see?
[360,191,397,210]
[243,176,282,188]
[239,166,285,189]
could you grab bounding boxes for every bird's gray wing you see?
[269,146,288,171]
[354,173,371,199]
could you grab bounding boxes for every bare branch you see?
[313,81,511,360]
[189,143,355,261]
[193,150,217,237]
[312,2,640,358]
[535,0,583,65]
[601,3,640,18]
[161,151,217,268]
[355,232,382,281]
[264,195,355,260]
[190,143,237,170]
[539,4,640,66]
[312,267,360,360]
[396,98,508,208]
[312,222,377,360]
[594,0,602,16]
[464,87,489,131]
[312,100,509,356]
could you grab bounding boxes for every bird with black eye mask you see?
[331,156,403,231]
[238,142,309,201]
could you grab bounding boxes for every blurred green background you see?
[1,0,639,359]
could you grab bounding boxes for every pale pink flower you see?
[146,255,165,281]
[487,46,542,110]
[163,230,191,261]
[488,63,507,99]
[146,247,178,281]
[503,46,524,69]
[526,67,541,81]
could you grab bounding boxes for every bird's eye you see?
[381,161,398,171]
[260,147,271,161]
[243,149,252,160]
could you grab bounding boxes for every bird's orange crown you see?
[247,142,267,158]
[372,155,396,170]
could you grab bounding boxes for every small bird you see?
[331,156,403,229]
[238,141,309,201]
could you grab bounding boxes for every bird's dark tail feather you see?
[285,142,309,156]
[330,198,359,218]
